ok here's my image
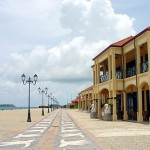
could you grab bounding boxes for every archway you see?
[99,88,109,106]
[125,84,137,121]
[140,82,149,121]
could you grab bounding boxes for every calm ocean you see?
[0,107,38,110]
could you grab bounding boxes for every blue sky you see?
[0,0,149,107]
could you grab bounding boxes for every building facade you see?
[92,27,150,122]
[78,86,93,111]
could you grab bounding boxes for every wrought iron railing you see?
[116,71,123,79]
[141,62,148,73]
[100,73,109,83]
[126,66,136,78]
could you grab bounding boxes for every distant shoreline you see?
[0,107,38,110]
[0,104,16,107]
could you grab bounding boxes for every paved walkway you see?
[0,109,101,150]
[1,109,150,150]
[0,110,59,150]
[67,109,150,150]
[53,109,100,150]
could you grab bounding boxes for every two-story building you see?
[78,86,93,111]
[92,26,150,122]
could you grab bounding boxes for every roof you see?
[79,85,93,94]
[111,36,133,47]
[93,26,150,61]
[123,26,150,46]
[72,98,78,102]
[92,36,133,60]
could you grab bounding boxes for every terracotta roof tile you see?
[80,85,93,94]
[93,26,150,61]
[92,36,133,60]
[111,36,133,47]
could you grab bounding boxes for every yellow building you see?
[92,26,150,122]
[78,86,93,111]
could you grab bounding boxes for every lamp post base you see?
[27,112,31,122]
[42,109,44,116]
[48,108,50,113]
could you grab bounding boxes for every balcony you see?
[100,73,109,83]
[141,62,148,73]
[126,66,136,78]
[116,71,123,79]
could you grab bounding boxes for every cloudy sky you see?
[0,0,149,107]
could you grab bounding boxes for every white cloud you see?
[0,38,109,83]
[0,0,136,105]
[60,0,135,41]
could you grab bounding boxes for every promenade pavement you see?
[67,109,150,150]
[1,109,150,150]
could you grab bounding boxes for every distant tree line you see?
[0,104,16,107]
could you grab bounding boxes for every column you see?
[82,95,84,110]
[123,92,128,120]
[108,55,111,80]
[88,92,90,112]
[123,54,126,78]
[94,62,97,84]
[112,53,116,79]
[78,95,80,110]
[93,70,95,85]
[97,93,100,118]
[136,46,141,74]
[137,87,143,122]
[97,63,100,83]
[85,94,87,110]
[112,90,117,121]
[146,32,150,72]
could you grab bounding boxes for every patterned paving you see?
[54,110,101,150]
[0,110,59,149]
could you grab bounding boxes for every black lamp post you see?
[47,94,51,113]
[53,96,55,111]
[38,87,48,116]
[21,74,38,122]
[50,93,52,112]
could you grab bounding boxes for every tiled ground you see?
[67,109,150,150]
[1,109,150,150]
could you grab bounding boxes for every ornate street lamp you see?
[47,93,51,113]
[21,74,38,122]
[50,93,52,112]
[52,96,55,111]
[38,87,48,116]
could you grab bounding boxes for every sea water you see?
[0,107,38,110]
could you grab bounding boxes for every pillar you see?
[112,90,117,121]
[97,63,100,83]
[136,46,141,74]
[94,62,97,84]
[82,95,84,110]
[123,92,128,120]
[78,95,81,110]
[97,93,100,118]
[146,32,150,72]
[112,53,116,79]
[137,87,143,122]
[108,55,111,80]
[123,54,126,78]
[85,94,87,110]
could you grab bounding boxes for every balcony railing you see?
[141,62,148,73]
[126,66,136,78]
[116,71,123,79]
[100,73,109,83]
